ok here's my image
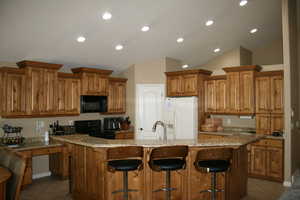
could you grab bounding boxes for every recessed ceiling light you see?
[250,28,258,34]
[239,0,248,7]
[205,20,214,26]
[77,36,86,43]
[141,26,150,32]
[177,37,184,43]
[182,64,189,69]
[102,12,112,20]
[214,48,220,53]
[115,44,123,51]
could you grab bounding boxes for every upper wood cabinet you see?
[0,67,27,117]
[255,71,284,114]
[17,60,62,116]
[204,76,227,113]
[165,69,212,97]
[223,66,261,115]
[71,67,113,96]
[57,73,81,115]
[106,78,127,114]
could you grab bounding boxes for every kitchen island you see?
[51,134,263,200]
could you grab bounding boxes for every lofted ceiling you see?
[0,0,282,73]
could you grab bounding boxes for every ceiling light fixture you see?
[205,20,214,26]
[102,12,112,20]
[239,0,248,7]
[250,28,258,34]
[77,36,86,43]
[177,37,184,43]
[115,44,123,51]
[182,64,189,69]
[214,48,220,53]
[141,26,150,32]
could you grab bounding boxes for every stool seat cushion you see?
[153,159,185,171]
[197,160,230,173]
[108,159,142,171]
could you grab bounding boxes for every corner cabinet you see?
[106,78,127,114]
[71,67,112,96]
[165,69,212,97]
[0,67,27,117]
[57,73,81,115]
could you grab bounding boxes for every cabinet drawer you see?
[252,139,283,148]
[31,147,62,156]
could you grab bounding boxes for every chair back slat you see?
[150,145,188,160]
[107,146,143,160]
[195,148,233,162]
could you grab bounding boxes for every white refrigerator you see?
[163,97,198,140]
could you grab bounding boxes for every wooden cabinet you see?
[166,69,212,97]
[256,114,283,135]
[204,76,227,113]
[255,71,284,114]
[106,78,127,114]
[0,68,27,117]
[223,66,260,114]
[248,139,283,182]
[57,73,81,115]
[71,67,112,96]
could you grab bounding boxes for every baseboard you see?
[32,171,52,180]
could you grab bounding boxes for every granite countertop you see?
[1,137,63,151]
[50,134,264,148]
[199,131,284,140]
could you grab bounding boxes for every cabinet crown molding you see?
[17,60,63,70]
[71,67,113,75]
[223,65,262,73]
[108,77,128,82]
[165,69,212,76]
[255,70,284,77]
[0,67,25,74]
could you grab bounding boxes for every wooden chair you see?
[0,147,26,200]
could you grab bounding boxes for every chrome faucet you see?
[152,121,167,142]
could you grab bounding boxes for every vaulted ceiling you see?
[0,0,282,73]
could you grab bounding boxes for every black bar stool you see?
[149,145,188,200]
[194,148,232,200]
[107,146,143,200]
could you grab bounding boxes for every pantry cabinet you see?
[0,67,27,117]
[71,67,112,96]
[106,78,127,114]
[166,69,212,97]
[57,73,81,115]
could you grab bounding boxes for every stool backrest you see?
[195,148,233,162]
[107,146,143,161]
[149,145,189,160]
[0,147,26,200]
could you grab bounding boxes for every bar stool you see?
[107,146,143,200]
[194,148,232,200]
[149,145,188,200]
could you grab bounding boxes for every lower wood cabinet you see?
[248,139,283,182]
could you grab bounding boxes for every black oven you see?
[80,96,107,113]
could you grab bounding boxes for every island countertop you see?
[50,133,263,148]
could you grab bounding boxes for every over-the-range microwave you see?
[80,95,107,113]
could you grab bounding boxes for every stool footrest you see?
[153,187,177,192]
[112,189,138,194]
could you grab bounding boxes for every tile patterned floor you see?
[20,177,286,200]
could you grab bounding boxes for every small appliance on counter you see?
[49,121,76,135]
[201,118,223,132]
[271,131,284,137]
[1,124,24,146]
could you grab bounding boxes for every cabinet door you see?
[182,74,198,96]
[226,72,240,113]
[240,71,255,114]
[167,75,182,97]
[2,72,26,116]
[271,114,284,133]
[95,75,109,95]
[266,147,283,181]
[58,78,67,113]
[215,79,227,113]
[255,77,271,113]
[256,114,271,135]
[28,67,44,114]
[42,69,58,114]
[114,82,126,113]
[250,145,267,176]
[205,80,216,113]
[270,75,284,114]
[107,82,116,113]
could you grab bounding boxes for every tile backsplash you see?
[211,115,256,128]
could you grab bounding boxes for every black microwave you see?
[80,96,107,113]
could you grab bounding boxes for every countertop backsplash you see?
[211,115,256,129]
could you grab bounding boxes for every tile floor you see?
[20,177,286,200]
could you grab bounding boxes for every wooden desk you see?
[0,167,11,200]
